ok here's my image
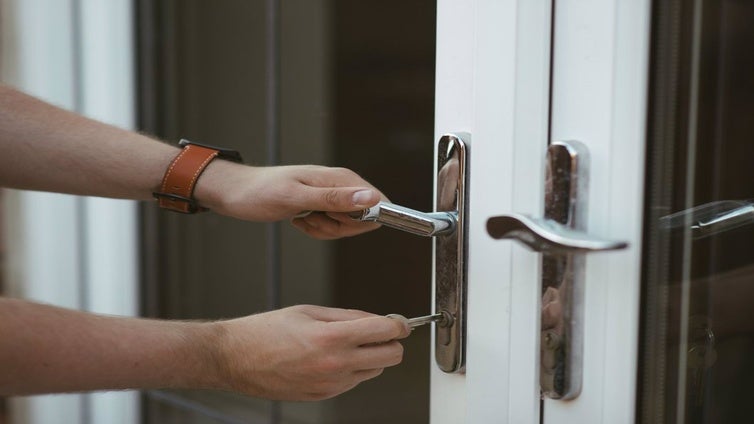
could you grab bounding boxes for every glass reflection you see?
[639,0,754,422]
[660,200,754,239]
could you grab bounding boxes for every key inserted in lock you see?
[387,312,455,330]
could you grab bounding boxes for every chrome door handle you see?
[486,140,627,400]
[349,202,457,237]
[486,213,626,252]
[351,133,468,373]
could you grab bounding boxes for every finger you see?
[292,210,313,219]
[333,316,410,345]
[294,213,374,239]
[385,314,414,339]
[298,305,377,322]
[302,213,344,232]
[541,301,562,329]
[291,215,356,240]
[302,213,379,238]
[385,314,410,330]
[297,166,375,189]
[304,380,361,401]
[290,217,341,240]
[350,341,405,369]
[325,211,372,225]
[295,186,381,213]
[290,217,313,233]
[353,368,385,382]
[323,213,381,237]
[542,287,559,303]
[290,217,338,240]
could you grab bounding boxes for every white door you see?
[432,1,651,422]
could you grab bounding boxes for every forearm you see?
[0,299,409,399]
[0,298,221,395]
[0,84,178,201]
[0,84,384,236]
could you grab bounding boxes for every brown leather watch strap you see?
[155,144,220,213]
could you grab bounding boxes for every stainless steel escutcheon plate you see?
[433,133,468,373]
[486,140,627,399]
[351,133,469,373]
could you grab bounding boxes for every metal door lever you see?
[486,213,626,253]
[349,202,457,237]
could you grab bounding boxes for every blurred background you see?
[0,1,437,423]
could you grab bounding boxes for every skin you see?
[0,85,409,400]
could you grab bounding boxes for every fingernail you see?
[386,314,411,334]
[352,189,375,207]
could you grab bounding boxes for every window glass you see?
[639,1,754,422]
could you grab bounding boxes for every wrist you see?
[199,319,253,394]
[192,159,251,213]
[172,321,230,391]
[153,140,243,214]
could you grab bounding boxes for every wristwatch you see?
[153,139,243,214]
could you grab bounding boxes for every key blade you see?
[407,313,444,328]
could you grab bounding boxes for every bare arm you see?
[0,84,383,238]
[0,298,409,400]
[0,86,404,398]
[0,85,176,201]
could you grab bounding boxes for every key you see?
[408,313,445,328]
[387,312,452,330]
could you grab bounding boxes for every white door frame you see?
[1,1,138,423]
[545,0,650,422]
[433,1,552,423]
[432,0,651,423]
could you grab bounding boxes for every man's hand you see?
[210,305,409,401]
[196,162,386,239]
[0,299,409,400]
[0,86,385,239]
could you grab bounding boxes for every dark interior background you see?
[136,1,436,423]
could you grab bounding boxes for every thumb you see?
[300,186,381,212]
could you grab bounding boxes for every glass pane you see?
[137,0,435,422]
[639,0,754,422]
